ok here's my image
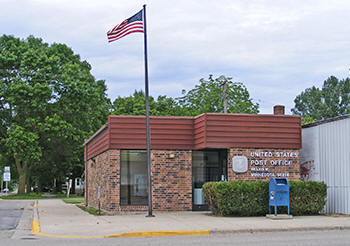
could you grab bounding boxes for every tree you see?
[301,116,317,125]
[112,91,157,115]
[292,76,350,120]
[112,91,188,116]
[177,75,259,115]
[4,125,41,193]
[112,75,259,117]
[0,35,111,193]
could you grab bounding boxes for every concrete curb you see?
[211,226,350,235]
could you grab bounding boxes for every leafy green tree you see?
[301,116,317,125]
[112,76,259,117]
[155,95,190,116]
[4,125,41,193]
[0,35,111,193]
[177,75,259,115]
[292,76,350,120]
[112,91,187,116]
[112,91,157,115]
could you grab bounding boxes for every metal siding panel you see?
[206,114,301,123]
[346,119,350,214]
[341,119,350,214]
[109,116,194,149]
[193,115,206,148]
[204,114,301,149]
[301,127,320,181]
[86,127,109,160]
[202,142,300,149]
[206,121,298,128]
[318,118,350,214]
[302,117,350,214]
[207,126,301,133]
[88,114,301,155]
[206,131,300,139]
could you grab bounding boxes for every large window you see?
[120,150,148,205]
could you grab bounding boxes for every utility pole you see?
[220,81,227,113]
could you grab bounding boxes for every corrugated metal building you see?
[301,115,350,214]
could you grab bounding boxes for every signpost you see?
[3,172,10,182]
[97,186,101,215]
[3,166,11,194]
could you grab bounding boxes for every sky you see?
[1,0,350,114]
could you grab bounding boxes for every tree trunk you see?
[15,156,28,195]
[18,172,26,194]
[26,171,31,194]
[55,177,62,193]
[66,180,71,198]
[72,178,76,195]
[38,180,42,192]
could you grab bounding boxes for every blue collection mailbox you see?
[269,178,290,216]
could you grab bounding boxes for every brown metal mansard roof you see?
[84,113,301,161]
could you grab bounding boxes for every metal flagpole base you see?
[146,214,155,218]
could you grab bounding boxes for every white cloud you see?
[1,0,350,114]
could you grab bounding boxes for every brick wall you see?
[228,148,300,181]
[86,149,193,213]
[152,150,193,211]
[86,149,120,211]
[85,148,300,213]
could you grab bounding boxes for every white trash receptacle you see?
[194,188,205,205]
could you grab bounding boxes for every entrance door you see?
[192,149,227,210]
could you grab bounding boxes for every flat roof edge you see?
[200,113,301,118]
[108,113,300,120]
[302,114,350,128]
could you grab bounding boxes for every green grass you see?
[55,194,83,199]
[2,192,84,200]
[76,204,105,215]
[62,197,85,204]
[2,193,46,199]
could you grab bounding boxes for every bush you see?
[202,180,327,216]
[289,181,327,215]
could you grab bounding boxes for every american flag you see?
[107,10,144,43]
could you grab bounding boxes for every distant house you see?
[301,115,350,214]
[75,177,84,195]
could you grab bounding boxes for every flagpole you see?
[143,4,154,218]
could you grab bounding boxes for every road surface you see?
[2,229,350,245]
[0,200,32,239]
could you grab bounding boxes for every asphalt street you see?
[1,199,350,245]
[0,200,33,239]
[1,230,350,246]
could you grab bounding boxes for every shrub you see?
[289,181,327,215]
[202,180,327,216]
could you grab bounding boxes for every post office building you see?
[84,105,301,212]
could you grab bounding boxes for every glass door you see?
[192,149,227,210]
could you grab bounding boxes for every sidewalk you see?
[34,199,350,238]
